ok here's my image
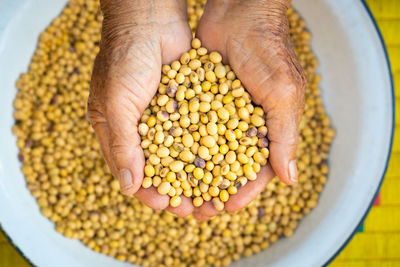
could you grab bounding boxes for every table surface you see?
[1,0,399,266]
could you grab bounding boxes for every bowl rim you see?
[321,0,395,265]
[0,0,395,266]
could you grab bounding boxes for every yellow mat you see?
[0,0,398,266]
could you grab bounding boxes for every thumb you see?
[229,48,305,185]
[89,37,161,196]
[233,62,304,185]
[104,83,148,196]
[259,74,304,185]
[239,59,304,185]
[265,99,300,185]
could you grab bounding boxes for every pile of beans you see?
[140,38,269,208]
[12,0,335,266]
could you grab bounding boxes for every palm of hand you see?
[89,1,305,220]
[193,4,306,220]
[88,21,196,215]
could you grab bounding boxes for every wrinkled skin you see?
[88,0,306,220]
[88,0,195,215]
[194,0,306,219]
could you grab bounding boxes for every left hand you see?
[193,0,306,220]
[88,0,195,216]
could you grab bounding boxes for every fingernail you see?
[288,160,298,183]
[118,168,133,191]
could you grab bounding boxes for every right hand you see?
[193,0,306,220]
[87,0,195,216]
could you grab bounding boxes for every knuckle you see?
[87,85,107,124]
[267,110,300,146]
[88,57,108,123]
[270,132,298,148]
[285,134,299,147]
[86,109,106,127]
[278,82,299,104]
[277,69,306,108]
[110,142,128,160]
[86,100,106,127]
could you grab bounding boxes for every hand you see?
[87,0,195,216]
[194,0,306,220]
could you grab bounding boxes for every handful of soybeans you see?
[139,38,270,209]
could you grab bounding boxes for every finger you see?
[263,88,301,185]
[161,28,192,64]
[225,165,275,212]
[222,36,305,185]
[258,82,303,185]
[91,121,141,196]
[88,95,136,196]
[90,121,116,174]
[193,208,212,221]
[195,22,227,62]
[166,196,194,217]
[240,65,303,185]
[134,187,169,210]
[103,82,147,196]
[263,46,306,185]
[197,201,221,218]
[109,130,144,196]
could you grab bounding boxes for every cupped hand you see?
[88,0,195,216]
[194,0,306,220]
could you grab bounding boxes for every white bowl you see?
[0,0,394,266]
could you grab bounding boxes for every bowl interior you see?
[0,0,393,266]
